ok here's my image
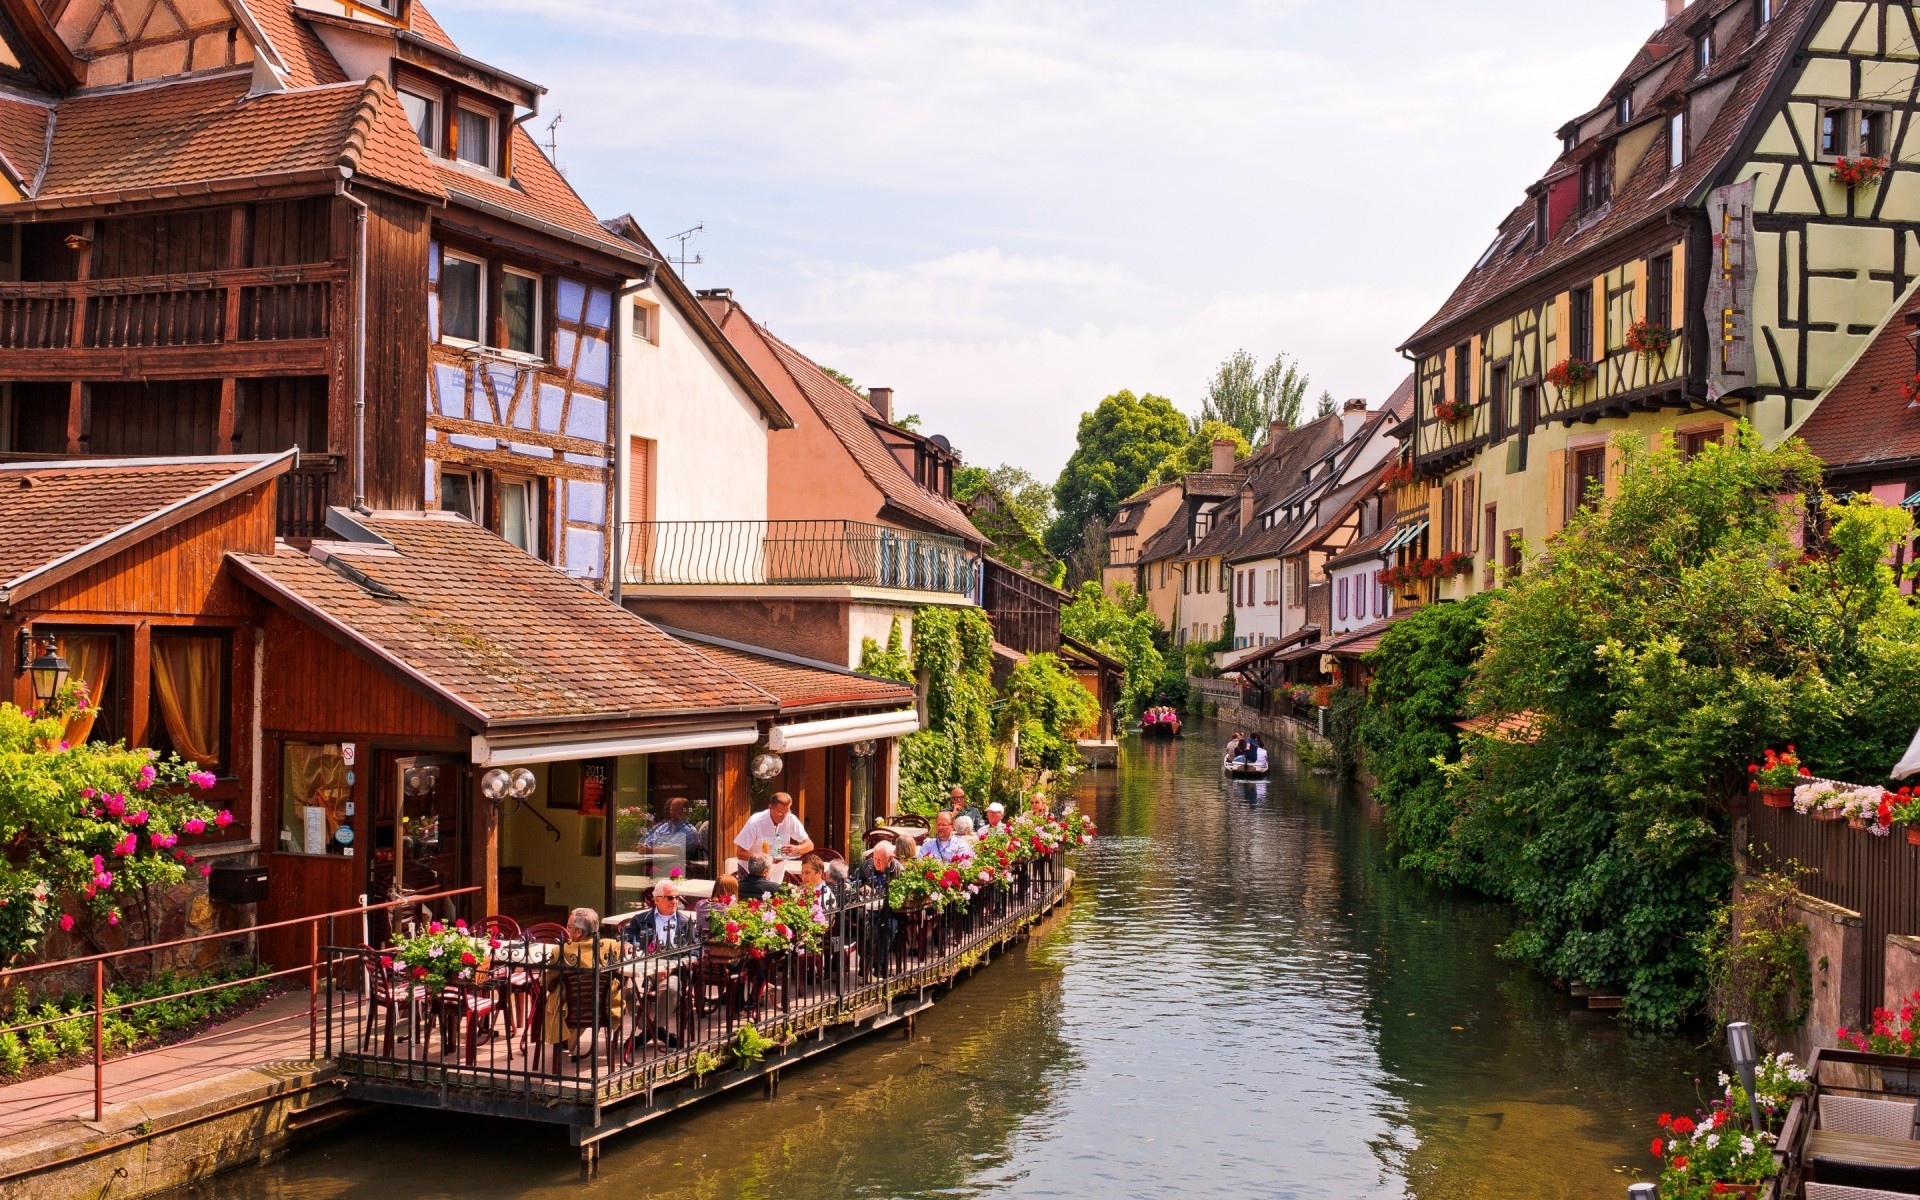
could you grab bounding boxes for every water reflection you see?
[190,719,1711,1200]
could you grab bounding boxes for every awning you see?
[473,725,760,767]
[1380,521,1429,555]
[1902,490,1920,509]
[768,708,922,754]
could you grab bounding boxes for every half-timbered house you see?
[1403,0,1920,598]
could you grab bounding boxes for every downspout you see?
[339,180,372,514]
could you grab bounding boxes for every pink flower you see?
[214,810,234,829]
[91,855,104,872]
[199,865,211,878]
[80,787,95,800]
[429,921,444,934]
[127,810,149,826]
[58,913,73,932]
[670,867,683,879]
[113,834,137,856]
[188,771,216,789]
[94,870,113,889]
[104,795,126,818]
[136,765,156,790]
[107,911,120,926]
[151,833,177,849]
[183,818,206,835]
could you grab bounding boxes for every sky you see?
[439,0,1665,480]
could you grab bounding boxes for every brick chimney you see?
[1211,438,1237,475]
[1341,398,1368,443]
[1665,0,1687,18]
[1269,416,1290,444]
[868,386,893,422]
[1238,480,1255,536]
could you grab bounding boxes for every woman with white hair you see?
[952,813,978,851]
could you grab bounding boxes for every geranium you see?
[389,923,490,989]
[889,855,975,913]
[1381,461,1417,489]
[1545,358,1597,391]
[705,893,826,954]
[1720,1052,1810,1130]
[1624,320,1676,359]
[1831,155,1888,189]
[1649,1099,1777,1200]
[1749,746,1810,791]
[1433,398,1471,425]
[1838,989,1920,1056]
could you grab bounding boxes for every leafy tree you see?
[1046,390,1187,561]
[894,607,997,815]
[1061,582,1164,720]
[1197,350,1311,445]
[956,464,1056,576]
[895,413,923,432]
[1003,653,1101,773]
[1150,421,1250,485]
[822,367,866,396]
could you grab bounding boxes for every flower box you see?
[1760,788,1794,809]
[1624,320,1676,360]
[1831,155,1888,189]
[1545,358,1597,392]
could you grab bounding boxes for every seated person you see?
[540,908,629,1057]
[1226,732,1247,762]
[980,801,1011,838]
[738,853,783,900]
[919,811,972,863]
[641,796,704,860]
[953,814,978,849]
[825,860,852,908]
[696,873,740,923]
[625,880,699,953]
[733,791,813,876]
[798,854,836,916]
[851,839,902,905]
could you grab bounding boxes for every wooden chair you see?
[1822,1095,1919,1139]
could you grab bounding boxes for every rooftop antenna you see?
[543,112,564,173]
[667,223,705,280]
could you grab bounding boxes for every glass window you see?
[499,478,535,552]
[1683,428,1723,459]
[440,468,479,521]
[398,89,438,151]
[440,253,482,343]
[1860,110,1886,158]
[1647,253,1673,329]
[1570,447,1607,520]
[1822,110,1845,157]
[148,632,227,775]
[1696,35,1712,74]
[1617,93,1631,124]
[455,108,495,170]
[49,629,122,747]
[278,742,350,857]
[1670,113,1685,169]
[502,270,539,355]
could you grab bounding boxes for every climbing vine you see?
[1003,653,1101,775]
[895,607,997,816]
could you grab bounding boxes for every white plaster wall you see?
[1233,556,1283,647]
[617,292,771,527]
[1330,561,1389,634]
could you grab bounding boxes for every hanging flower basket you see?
[1902,372,1920,405]
[1433,398,1471,425]
[1831,155,1888,189]
[1381,462,1416,489]
[1625,320,1676,360]
[1545,358,1597,392]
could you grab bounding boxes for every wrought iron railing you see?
[321,859,1070,1121]
[622,519,980,598]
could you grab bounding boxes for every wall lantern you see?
[751,752,784,781]
[480,767,537,809]
[20,633,67,709]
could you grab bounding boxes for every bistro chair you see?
[537,965,625,1075]
[435,978,503,1068]
[357,945,426,1058]
[480,914,522,939]
[523,922,569,945]
[1822,1094,1920,1139]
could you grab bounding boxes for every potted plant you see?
[1650,1108,1777,1199]
[1839,784,1891,834]
[1625,319,1677,360]
[1831,155,1888,189]
[1720,1052,1811,1135]
[1748,747,1809,808]
[1433,398,1470,424]
[387,919,493,990]
[705,894,825,960]
[1545,357,1597,392]
[1838,990,1920,1054]
[1890,787,1920,844]
[1793,779,1846,822]
[1381,461,1416,489]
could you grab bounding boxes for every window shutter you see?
[1545,449,1568,535]
[628,436,655,525]
[1462,475,1478,553]
[1440,481,1456,553]
[1427,486,1444,554]
[1593,273,1609,357]
[1670,247,1687,335]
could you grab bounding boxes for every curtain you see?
[60,634,112,710]
[150,636,223,771]
[281,742,348,854]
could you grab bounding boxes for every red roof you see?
[0,94,49,190]
[436,125,644,261]
[1403,0,1815,349]
[244,1,351,89]
[1796,283,1920,473]
[231,511,778,729]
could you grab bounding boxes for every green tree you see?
[1197,350,1311,445]
[1046,390,1187,561]
[1150,421,1251,484]
[1061,581,1165,720]
[1003,653,1101,774]
[822,367,865,396]
[1315,390,1337,419]
[956,464,1056,576]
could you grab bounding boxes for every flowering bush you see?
[1748,746,1809,791]
[1651,1107,1777,1199]
[1838,989,1920,1055]
[1433,398,1470,425]
[888,856,971,913]
[1831,155,1888,189]
[1721,1052,1811,1131]
[1381,461,1417,489]
[388,919,492,989]
[1625,320,1678,359]
[1545,358,1597,391]
[706,894,826,956]
[1059,808,1097,846]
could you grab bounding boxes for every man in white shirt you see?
[733,791,814,881]
[920,811,972,864]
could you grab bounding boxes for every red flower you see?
[1671,1117,1696,1136]
[379,955,393,969]
[1657,1113,1672,1129]
[460,951,477,967]
[412,966,428,980]
[1650,1137,1663,1158]
[1673,1156,1688,1171]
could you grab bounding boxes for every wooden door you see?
[260,852,357,969]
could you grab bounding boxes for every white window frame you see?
[500,267,543,358]
[438,466,483,523]
[497,476,539,554]
[440,250,486,346]
[1695,33,1713,74]
[398,87,440,153]
[1670,113,1686,169]
[632,298,660,346]
[454,104,498,173]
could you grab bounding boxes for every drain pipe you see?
[339,180,372,515]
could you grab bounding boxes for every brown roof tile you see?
[1403,0,1813,349]
[244,1,351,89]
[0,94,49,190]
[408,0,461,51]
[659,630,915,714]
[437,125,643,261]
[231,511,777,729]
[0,454,290,600]
[1796,281,1920,473]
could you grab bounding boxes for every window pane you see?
[1670,114,1685,167]
[150,634,225,773]
[501,481,533,551]
[502,273,537,354]
[441,257,480,341]
[441,470,477,521]
[280,742,349,857]
[456,109,493,168]
[399,90,437,150]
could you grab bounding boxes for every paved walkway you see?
[0,991,328,1136]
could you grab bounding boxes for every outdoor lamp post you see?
[1627,1184,1658,1200]
[1728,1020,1764,1132]
[26,637,67,709]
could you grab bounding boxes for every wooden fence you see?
[1747,801,1920,1021]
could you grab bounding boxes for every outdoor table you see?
[1808,1128,1920,1191]
[612,877,717,902]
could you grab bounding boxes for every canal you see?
[190,719,1715,1199]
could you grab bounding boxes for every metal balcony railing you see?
[621,520,980,598]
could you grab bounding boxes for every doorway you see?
[367,752,466,939]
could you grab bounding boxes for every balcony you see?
[275,456,340,542]
[621,520,980,600]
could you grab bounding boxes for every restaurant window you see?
[1647,253,1674,330]
[147,631,228,777]
[439,467,480,522]
[454,105,497,171]
[440,252,484,344]
[501,269,541,356]
[46,628,125,748]
[398,88,439,152]
[499,477,537,553]
[277,742,350,857]
[1569,285,1595,361]
[1569,447,1607,521]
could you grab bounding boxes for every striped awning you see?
[1380,521,1429,554]
[1901,491,1920,509]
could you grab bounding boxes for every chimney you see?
[868,386,893,422]
[1238,481,1255,536]
[1341,398,1368,442]
[1211,438,1237,475]
[1665,0,1687,18]
[1269,416,1290,444]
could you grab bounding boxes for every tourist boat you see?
[1223,753,1269,779]
[1141,710,1182,738]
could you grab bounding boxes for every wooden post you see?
[308,921,319,1059]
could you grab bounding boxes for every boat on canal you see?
[1223,753,1269,779]
[1141,707,1182,738]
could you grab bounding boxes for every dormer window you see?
[398,87,439,153]
[1561,129,1578,154]
[1756,0,1773,25]
[1695,33,1713,74]
[1534,193,1549,248]
[1617,93,1632,124]
[1670,112,1686,169]
[454,105,498,172]
[1578,151,1612,213]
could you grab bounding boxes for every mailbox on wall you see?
[207,862,269,905]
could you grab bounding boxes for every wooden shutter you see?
[1427,486,1444,554]
[1671,246,1687,335]
[1440,482,1456,553]
[1545,449,1568,535]
[1461,475,1478,553]
[1592,273,1609,357]
[628,436,655,524]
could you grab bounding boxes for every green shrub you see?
[0,1032,25,1077]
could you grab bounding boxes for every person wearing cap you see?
[981,801,1011,837]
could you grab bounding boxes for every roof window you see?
[1617,93,1632,124]
[1695,33,1713,74]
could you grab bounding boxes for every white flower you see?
[1719,1071,1732,1089]
[1740,1137,1755,1155]
[1706,1133,1720,1150]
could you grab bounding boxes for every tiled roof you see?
[1105,482,1176,536]
[408,0,461,51]
[1796,281,1920,472]
[741,312,986,544]
[1403,0,1814,348]
[1385,373,1416,422]
[436,125,645,261]
[245,1,351,89]
[0,454,291,601]
[658,629,916,714]
[29,73,443,204]
[230,512,777,729]
[1324,521,1399,570]
[1327,611,1419,657]
[1182,472,1244,499]
[0,95,49,190]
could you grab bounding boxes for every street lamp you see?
[26,636,67,710]
[1627,1184,1658,1200]
[1728,1021,1765,1132]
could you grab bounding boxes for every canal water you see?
[192,719,1716,1199]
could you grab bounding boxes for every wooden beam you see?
[0,339,332,381]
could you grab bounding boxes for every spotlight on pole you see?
[1727,1020,1764,1132]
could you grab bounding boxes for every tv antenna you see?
[667,223,705,279]
[543,112,564,173]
